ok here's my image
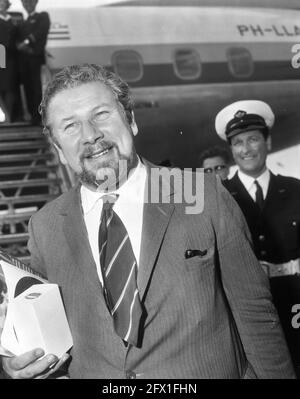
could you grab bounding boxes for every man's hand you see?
[16,41,33,54]
[1,348,65,379]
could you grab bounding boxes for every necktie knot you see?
[101,194,117,212]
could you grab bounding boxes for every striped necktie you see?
[254,180,264,210]
[98,195,143,347]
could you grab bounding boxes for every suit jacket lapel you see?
[230,172,258,209]
[138,160,175,300]
[58,164,175,306]
[59,184,104,297]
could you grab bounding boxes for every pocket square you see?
[185,249,208,259]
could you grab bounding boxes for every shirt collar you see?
[238,168,270,193]
[0,14,11,21]
[81,157,146,214]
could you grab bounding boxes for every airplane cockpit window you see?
[173,49,202,80]
[112,50,143,82]
[226,47,254,79]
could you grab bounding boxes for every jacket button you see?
[125,370,136,379]
[258,235,265,241]
[292,221,297,226]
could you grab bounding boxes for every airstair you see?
[0,123,74,264]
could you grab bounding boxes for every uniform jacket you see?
[17,11,50,63]
[0,17,17,91]
[27,161,295,379]
[224,172,300,263]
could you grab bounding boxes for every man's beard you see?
[77,143,137,191]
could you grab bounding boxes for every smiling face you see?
[47,81,139,191]
[230,129,269,178]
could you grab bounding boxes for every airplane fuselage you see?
[42,6,300,167]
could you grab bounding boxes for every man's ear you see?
[130,112,138,137]
[53,142,68,165]
[266,135,272,151]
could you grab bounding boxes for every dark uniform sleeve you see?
[26,12,50,57]
[17,12,50,58]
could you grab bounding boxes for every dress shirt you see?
[0,14,11,21]
[81,159,147,285]
[237,168,270,201]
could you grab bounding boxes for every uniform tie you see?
[98,195,143,347]
[254,180,264,210]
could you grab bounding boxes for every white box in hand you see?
[6,284,73,358]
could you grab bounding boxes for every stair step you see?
[17,256,30,265]
[0,194,57,205]
[0,141,48,151]
[0,165,57,175]
[0,131,44,141]
[0,178,61,189]
[0,211,36,223]
[0,233,29,244]
[0,153,53,162]
[0,124,40,132]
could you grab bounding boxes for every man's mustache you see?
[80,141,114,161]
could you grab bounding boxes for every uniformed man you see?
[0,0,17,123]
[215,99,300,376]
[17,0,50,125]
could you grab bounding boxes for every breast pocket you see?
[184,247,215,274]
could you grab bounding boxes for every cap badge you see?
[234,110,247,119]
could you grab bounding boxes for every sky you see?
[9,0,128,11]
[9,0,300,11]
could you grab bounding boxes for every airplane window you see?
[112,51,143,82]
[226,47,254,79]
[173,49,202,80]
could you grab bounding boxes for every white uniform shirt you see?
[0,14,11,21]
[237,168,270,201]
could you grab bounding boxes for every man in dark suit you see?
[17,0,50,125]
[1,66,295,379]
[0,0,17,123]
[216,100,300,376]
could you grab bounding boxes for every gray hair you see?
[39,63,134,138]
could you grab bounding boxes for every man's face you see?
[202,156,229,180]
[230,130,269,178]
[21,0,38,14]
[48,81,138,191]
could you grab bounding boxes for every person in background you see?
[198,145,230,181]
[0,0,17,123]
[17,0,50,125]
[216,99,300,377]
[1,65,295,379]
